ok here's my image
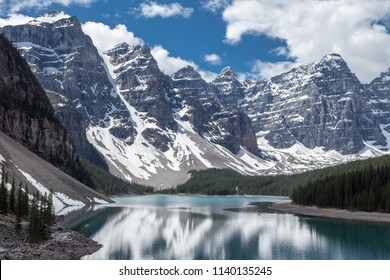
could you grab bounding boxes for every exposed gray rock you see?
[171,66,261,156]
[212,67,245,109]
[367,68,390,142]
[106,43,177,131]
[240,54,385,154]
[209,109,259,155]
[106,44,261,156]
[0,33,75,169]
[141,128,170,152]
[1,12,133,165]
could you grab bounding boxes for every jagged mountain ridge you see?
[0,32,111,210]
[2,12,390,187]
[367,68,390,135]
[240,54,386,154]
[0,32,74,168]
[86,42,271,187]
[1,11,132,168]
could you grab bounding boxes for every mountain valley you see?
[1,11,390,189]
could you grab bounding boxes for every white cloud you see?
[151,46,217,82]
[148,45,221,81]
[1,0,96,15]
[204,53,222,65]
[0,13,33,27]
[137,1,193,18]
[198,70,218,82]
[82,22,143,78]
[151,45,197,74]
[246,60,298,80]
[202,0,231,13]
[221,0,390,82]
[0,0,4,15]
[82,22,143,56]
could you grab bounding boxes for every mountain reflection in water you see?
[61,196,390,260]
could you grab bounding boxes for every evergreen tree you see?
[0,164,8,214]
[291,157,390,213]
[9,176,16,213]
[28,191,52,242]
[21,184,29,218]
[14,183,23,232]
[28,192,41,243]
[45,190,55,226]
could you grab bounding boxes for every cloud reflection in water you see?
[78,206,326,260]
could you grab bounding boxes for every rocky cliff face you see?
[212,67,245,109]
[367,68,390,137]
[0,32,75,168]
[105,43,176,150]
[105,43,260,156]
[239,54,385,154]
[171,66,259,155]
[1,12,132,167]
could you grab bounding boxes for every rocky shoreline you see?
[270,201,390,223]
[0,214,101,260]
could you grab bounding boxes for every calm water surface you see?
[61,195,390,260]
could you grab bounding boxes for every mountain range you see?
[1,11,390,188]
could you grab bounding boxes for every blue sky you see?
[1,0,390,82]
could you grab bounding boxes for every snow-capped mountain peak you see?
[311,53,351,73]
[28,11,73,25]
[172,65,203,81]
[219,66,237,78]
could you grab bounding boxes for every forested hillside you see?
[291,155,390,212]
[173,169,287,196]
[172,155,390,207]
[74,157,154,195]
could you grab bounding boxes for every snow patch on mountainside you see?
[87,125,162,181]
[256,136,389,175]
[87,90,277,186]
[18,169,85,213]
[87,101,214,184]
[380,125,390,150]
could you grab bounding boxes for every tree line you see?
[167,168,289,196]
[291,157,390,213]
[0,164,56,242]
[73,157,154,195]
[162,155,390,211]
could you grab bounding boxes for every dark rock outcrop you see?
[0,33,75,168]
[1,12,133,166]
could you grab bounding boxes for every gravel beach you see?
[270,201,390,223]
[0,214,101,260]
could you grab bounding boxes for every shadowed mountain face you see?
[0,32,75,169]
[0,32,111,208]
[1,12,390,187]
[0,12,132,168]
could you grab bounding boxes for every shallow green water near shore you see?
[61,195,390,260]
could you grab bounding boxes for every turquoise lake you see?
[61,195,390,260]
